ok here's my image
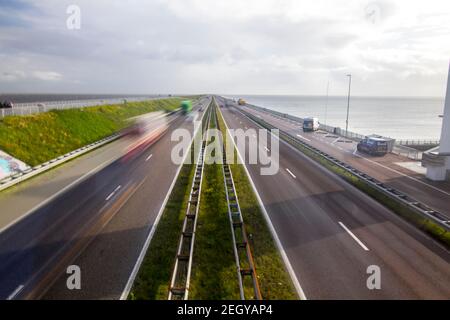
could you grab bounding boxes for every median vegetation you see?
[215,103,298,300]
[188,105,241,299]
[0,98,182,166]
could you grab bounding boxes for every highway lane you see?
[217,97,450,299]
[0,97,211,299]
[239,104,450,218]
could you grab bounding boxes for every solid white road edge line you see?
[218,103,308,300]
[119,98,211,300]
[254,106,450,197]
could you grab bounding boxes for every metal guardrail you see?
[0,107,184,192]
[215,104,262,300]
[0,133,123,192]
[233,104,450,235]
[244,103,369,142]
[168,104,211,300]
[243,104,434,160]
[392,145,423,160]
[396,139,440,146]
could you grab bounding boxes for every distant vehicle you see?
[238,98,246,106]
[302,117,319,132]
[357,136,388,156]
[0,101,14,109]
[181,100,192,114]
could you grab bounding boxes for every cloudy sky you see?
[0,0,449,96]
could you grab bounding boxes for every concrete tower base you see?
[425,62,450,181]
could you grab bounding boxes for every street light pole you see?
[345,74,352,138]
[324,80,330,127]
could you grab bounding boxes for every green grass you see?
[0,98,182,166]
[189,108,241,299]
[216,104,298,300]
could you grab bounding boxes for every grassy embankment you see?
[0,98,182,166]
[245,112,450,248]
[129,104,211,300]
[215,104,298,300]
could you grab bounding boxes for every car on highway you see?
[0,100,14,109]
[357,136,389,156]
[302,117,319,132]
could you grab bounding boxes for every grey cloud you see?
[0,1,449,96]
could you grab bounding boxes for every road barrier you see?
[242,104,439,161]
[168,104,212,300]
[231,102,450,243]
[0,133,122,192]
[216,103,262,300]
[0,108,183,192]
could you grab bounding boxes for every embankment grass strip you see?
[0,98,182,166]
[216,105,298,300]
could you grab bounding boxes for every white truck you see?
[302,117,319,132]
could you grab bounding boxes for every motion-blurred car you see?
[122,112,169,162]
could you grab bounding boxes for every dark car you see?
[357,136,388,156]
[0,101,14,109]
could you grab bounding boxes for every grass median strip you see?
[189,105,241,299]
[0,98,182,166]
[216,105,298,300]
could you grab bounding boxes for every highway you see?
[216,96,450,299]
[0,97,211,300]
[240,103,450,219]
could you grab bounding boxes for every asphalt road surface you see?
[216,96,450,299]
[240,103,450,219]
[0,97,211,300]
